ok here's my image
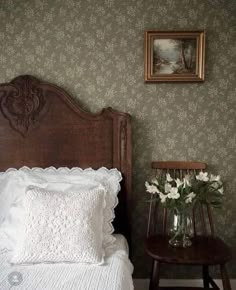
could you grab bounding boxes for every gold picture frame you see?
[144,30,205,82]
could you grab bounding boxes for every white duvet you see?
[0,234,134,290]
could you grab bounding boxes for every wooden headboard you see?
[0,75,132,241]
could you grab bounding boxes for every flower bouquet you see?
[145,171,223,247]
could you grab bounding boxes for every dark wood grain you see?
[220,264,232,290]
[202,265,210,288]
[146,235,232,265]
[151,161,207,170]
[149,260,161,290]
[0,75,132,242]
[156,286,212,290]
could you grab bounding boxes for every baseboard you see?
[133,279,236,290]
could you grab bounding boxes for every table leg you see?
[149,260,161,290]
[202,265,209,288]
[220,264,231,290]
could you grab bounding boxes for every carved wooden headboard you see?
[0,75,132,240]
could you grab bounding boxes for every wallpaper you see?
[0,0,235,279]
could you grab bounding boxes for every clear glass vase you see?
[168,209,194,248]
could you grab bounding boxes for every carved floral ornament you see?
[0,76,47,136]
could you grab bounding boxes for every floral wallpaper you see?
[0,0,235,279]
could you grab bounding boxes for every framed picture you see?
[144,30,205,82]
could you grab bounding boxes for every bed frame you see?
[0,75,132,242]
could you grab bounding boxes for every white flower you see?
[185,192,196,203]
[164,182,172,193]
[175,178,183,188]
[151,178,159,186]
[209,176,223,194]
[159,192,168,203]
[210,174,220,182]
[167,187,180,199]
[166,173,173,182]
[218,186,224,194]
[145,182,159,194]
[196,171,209,182]
[183,175,191,187]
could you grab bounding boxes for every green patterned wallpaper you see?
[0,0,235,278]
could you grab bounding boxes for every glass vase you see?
[168,209,194,248]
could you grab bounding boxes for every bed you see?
[0,75,133,290]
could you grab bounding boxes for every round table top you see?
[145,235,232,265]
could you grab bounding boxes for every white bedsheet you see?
[0,234,134,290]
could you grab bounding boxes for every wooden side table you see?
[145,235,232,290]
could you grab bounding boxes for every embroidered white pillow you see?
[11,186,106,264]
[0,167,122,251]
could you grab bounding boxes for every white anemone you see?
[175,178,184,188]
[210,174,220,182]
[159,192,168,203]
[166,173,173,182]
[185,192,196,203]
[145,181,160,194]
[218,186,224,194]
[196,171,209,182]
[151,178,159,186]
[183,175,191,187]
[164,183,172,193]
[167,187,180,199]
[145,182,159,194]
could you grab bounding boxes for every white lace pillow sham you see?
[11,186,106,264]
[0,167,122,251]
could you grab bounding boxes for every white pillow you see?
[11,186,106,264]
[0,167,122,251]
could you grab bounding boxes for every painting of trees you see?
[153,38,197,74]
